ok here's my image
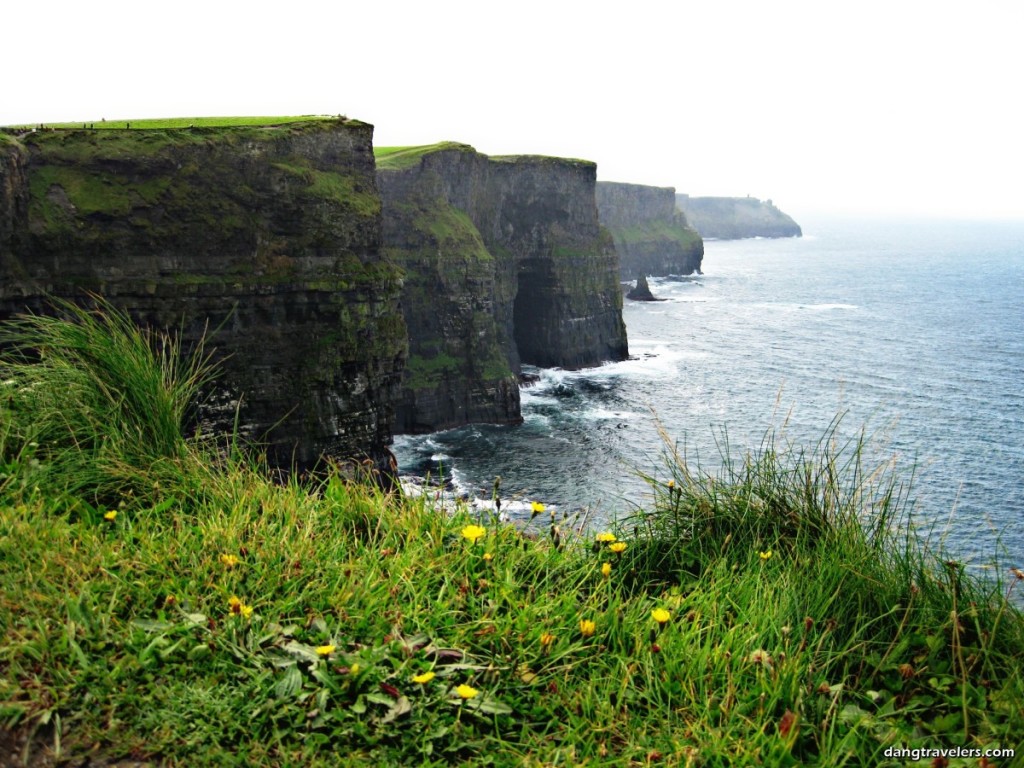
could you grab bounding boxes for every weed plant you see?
[1,306,1022,766]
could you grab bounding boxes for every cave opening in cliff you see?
[513,258,561,368]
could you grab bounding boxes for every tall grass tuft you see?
[626,418,911,584]
[0,297,216,508]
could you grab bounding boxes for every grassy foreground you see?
[1,304,1022,767]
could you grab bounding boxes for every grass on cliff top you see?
[610,218,704,247]
[371,142,596,171]
[1,302,1023,767]
[374,142,476,170]
[2,115,350,131]
[488,154,596,168]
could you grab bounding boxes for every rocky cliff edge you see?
[377,143,629,434]
[0,119,407,471]
[596,181,703,278]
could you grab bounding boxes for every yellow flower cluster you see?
[579,619,596,638]
[227,595,253,619]
[461,525,487,543]
[220,553,240,567]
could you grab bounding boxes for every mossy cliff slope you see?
[676,194,802,239]
[596,181,703,278]
[378,144,628,433]
[0,120,406,470]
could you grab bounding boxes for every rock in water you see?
[627,274,658,301]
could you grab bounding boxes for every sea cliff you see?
[596,181,703,277]
[675,194,801,239]
[0,119,406,470]
[377,143,629,434]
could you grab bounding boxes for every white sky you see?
[5,0,1023,220]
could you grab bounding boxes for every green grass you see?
[2,116,349,131]
[1,305,1022,766]
[608,218,703,248]
[374,142,475,170]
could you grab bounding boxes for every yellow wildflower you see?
[595,532,616,543]
[412,671,436,684]
[667,479,675,489]
[456,683,479,699]
[530,501,546,517]
[461,524,487,543]
[220,553,240,567]
[350,663,361,676]
[609,541,627,554]
[103,510,117,521]
[759,550,773,561]
[651,608,671,625]
[579,619,596,638]
[228,595,252,618]
[540,632,555,647]
[482,552,493,563]
[315,645,336,657]
[601,562,612,577]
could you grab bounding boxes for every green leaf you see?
[275,664,303,699]
[467,695,513,715]
[378,696,411,724]
[132,619,173,632]
[282,640,321,664]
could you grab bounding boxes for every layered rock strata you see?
[0,120,407,471]
[675,194,802,239]
[596,181,703,278]
[377,143,629,434]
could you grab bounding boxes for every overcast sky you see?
[6,0,1023,221]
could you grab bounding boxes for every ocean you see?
[393,216,1024,568]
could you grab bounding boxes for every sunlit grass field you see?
[1,302,1021,766]
[2,115,343,130]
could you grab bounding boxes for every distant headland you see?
[675,194,802,239]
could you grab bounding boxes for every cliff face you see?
[675,195,802,239]
[378,144,628,434]
[596,182,703,278]
[0,120,407,470]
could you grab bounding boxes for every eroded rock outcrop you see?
[626,274,660,302]
[596,181,703,278]
[675,195,802,239]
[378,143,628,434]
[0,120,407,471]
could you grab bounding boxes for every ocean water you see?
[394,216,1024,567]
